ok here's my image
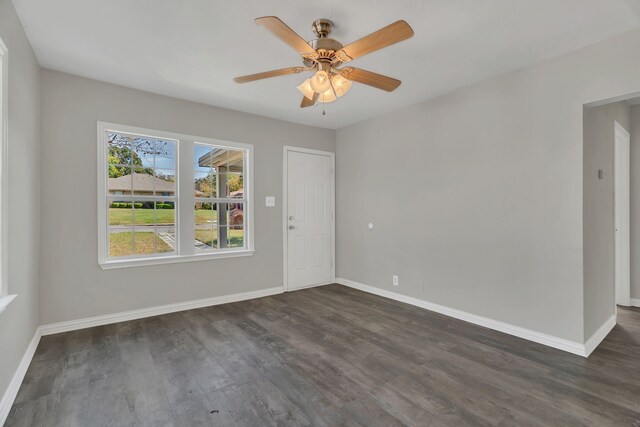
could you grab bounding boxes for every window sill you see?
[0,294,17,314]
[99,249,255,270]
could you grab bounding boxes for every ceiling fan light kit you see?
[233,16,414,112]
[310,68,331,93]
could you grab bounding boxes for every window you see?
[0,37,13,312]
[97,123,253,269]
[194,143,247,252]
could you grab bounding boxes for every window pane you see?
[132,201,175,256]
[194,170,216,199]
[154,139,176,170]
[154,201,176,254]
[225,174,244,199]
[214,203,244,249]
[107,132,132,166]
[194,143,218,199]
[229,202,244,248]
[154,169,176,196]
[108,167,133,195]
[132,169,155,196]
[225,149,244,175]
[228,225,244,248]
[195,144,219,169]
[109,201,133,257]
[194,201,216,226]
[129,138,155,170]
[215,226,244,249]
[216,202,243,224]
[228,202,244,227]
[132,201,155,256]
[195,225,218,251]
[194,202,216,251]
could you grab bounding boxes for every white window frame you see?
[97,122,254,269]
[0,37,15,313]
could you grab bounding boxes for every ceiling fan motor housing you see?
[305,20,343,68]
[311,19,333,38]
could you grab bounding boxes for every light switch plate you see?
[265,196,276,207]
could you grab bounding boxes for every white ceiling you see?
[13,0,640,129]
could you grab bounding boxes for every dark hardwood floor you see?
[6,284,640,426]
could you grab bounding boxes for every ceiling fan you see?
[233,16,414,109]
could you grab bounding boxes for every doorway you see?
[614,121,631,306]
[283,146,335,291]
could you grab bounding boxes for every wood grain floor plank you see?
[6,284,640,426]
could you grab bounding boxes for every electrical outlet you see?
[392,275,399,286]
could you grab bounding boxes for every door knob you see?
[289,216,294,220]
[289,225,295,230]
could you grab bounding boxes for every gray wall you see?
[583,102,630,339]
[336,28,640,343]
[0,0,41,402]
[631,105,640,301]
[39,70,335,324]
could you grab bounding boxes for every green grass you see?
[109,232,173,257]
[194,228,244,248]
[109,208,217,225]
[194,209,219,225]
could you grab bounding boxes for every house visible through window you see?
[194,143,246,252]
[107,131,177,258]
[98,123,253,268]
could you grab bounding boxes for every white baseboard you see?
[584,315,616,357]
[631,298,640,308]
[0,327,41,426]
[286,281,333,292]
[335,277,590,357]
[40,286,283,336]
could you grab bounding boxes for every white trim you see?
[584,315,616,357]
[285,281,333,292]
[39,286,282,335]
[97,121,254,269]
[99,249,255,270]
[614,121,631,307]
[0,293,16,314]
[631,298,640,307]
[335,277,591,357]
[586,90,640,108]
[282,148,287,291]
[0,38,8,298]
[0,327,41,426]
[614,120,631,139]
[282,146,336,292]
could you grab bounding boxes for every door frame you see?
[614,120,631,307]
[282,146,335,292]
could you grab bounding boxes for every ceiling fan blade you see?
[234,66,305,83]
[300,93,319,108]
[255,16,318,60]
[335,20,413,62]
[340,67,401,92]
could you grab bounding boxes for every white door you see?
[614,122,631,306]
[286,149,333,291]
